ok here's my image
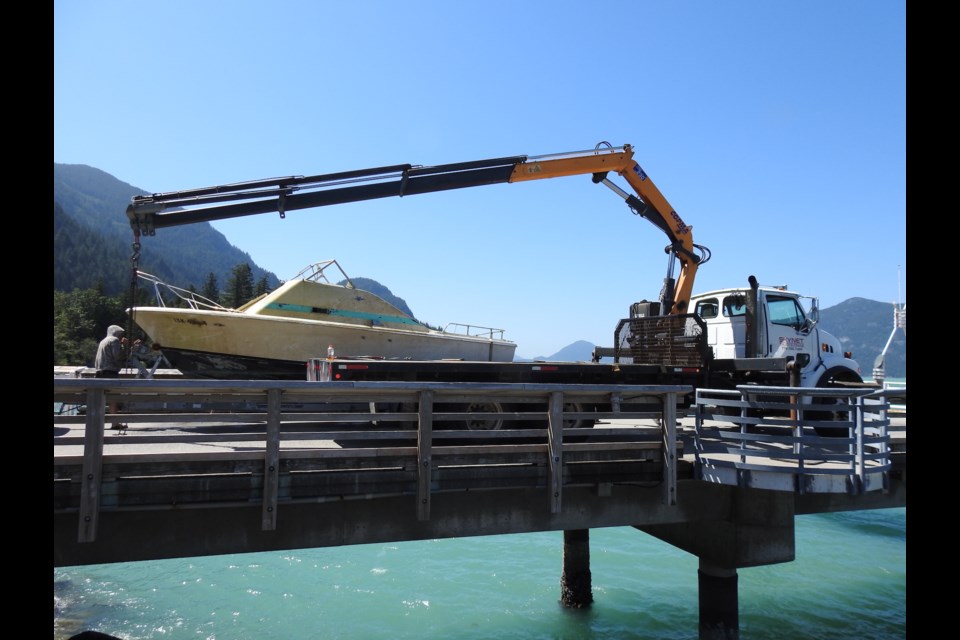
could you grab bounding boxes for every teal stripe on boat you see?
[266,303,422,326]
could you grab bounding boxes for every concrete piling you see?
[560,529,593,608]
[698,561,739,640]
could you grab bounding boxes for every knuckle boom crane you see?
[126,142,710,316]
[124,141,863,413]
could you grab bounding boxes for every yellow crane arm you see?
[507,144,701,313]
[127,142,708,314]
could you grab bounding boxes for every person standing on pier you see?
[95,325,128,430]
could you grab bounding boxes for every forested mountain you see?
[54,199,132,292]
[54,163,280,295]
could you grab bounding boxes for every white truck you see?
[688,276,863,390]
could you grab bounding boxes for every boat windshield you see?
[291,260,355,288]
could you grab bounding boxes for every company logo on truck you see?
[779,337,804,349]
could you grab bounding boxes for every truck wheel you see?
[811,368,863,437]
[458,400,504,431]
[563,402,596,430]
[560,402,597,444]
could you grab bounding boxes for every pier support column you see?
[560,529,593,608]
[698,561,738,640]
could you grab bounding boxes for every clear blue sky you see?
[54,1,906,359]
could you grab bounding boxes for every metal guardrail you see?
[693,386,900,494]
[441,322,508,340]
[54,378,688,544]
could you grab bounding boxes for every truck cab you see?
[689,283,863,388]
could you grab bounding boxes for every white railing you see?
[693,386,898,494]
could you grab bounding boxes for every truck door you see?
[694,295,748,359]
[694,298,723,356]
[722,294,748,358]
[763,294,813,363]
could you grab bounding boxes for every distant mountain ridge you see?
[514,340,598,363]
[819,297,906,379]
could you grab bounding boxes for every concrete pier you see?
[698,562,739,640]
[560,529,593,608]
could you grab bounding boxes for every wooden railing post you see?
[78,387,106,543]
[261,388,282,531]
[661,391,677,506]
[417,390,434,521]
[548,391,563,513]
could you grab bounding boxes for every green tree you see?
[223,263,255,308]
[53,288,128,366]
[254,276,270,298]
[201,273,220,303]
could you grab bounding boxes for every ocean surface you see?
[54,507,906,640]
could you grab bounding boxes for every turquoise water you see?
[54,508,905,640]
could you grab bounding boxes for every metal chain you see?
[123,231,141,365]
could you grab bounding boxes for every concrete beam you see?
[636,483,796,568]
[56,482,675,567]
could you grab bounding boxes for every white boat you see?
[128,260,517,379]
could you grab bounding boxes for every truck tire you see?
[563,402,596,430]
[811,367,863,437]
[464,400,505,431]
[436,401,505,431]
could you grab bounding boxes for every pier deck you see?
[54,376,905,568]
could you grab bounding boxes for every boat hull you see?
[157,348,324,380]
[130,307,517,380]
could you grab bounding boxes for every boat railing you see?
[442,322,508,341]
[136,271,230,312]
